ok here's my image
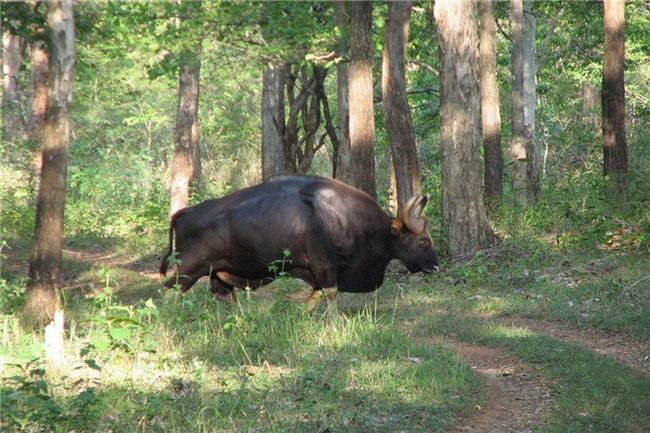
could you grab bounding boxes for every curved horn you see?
[400,194,427,233]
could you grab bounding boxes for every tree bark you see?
[382,1,421,215]
[388,159,398,216]
[510,0,531,206]
[28,39,49,139]
[602,0,627,194]
[25,0,75,326]
[170,44,201,216]
[349,0,376,198]
[335,1,351,183]
[479,0,503,207]
[262,63,287,180]
[523,0,539,200]
[2,29,24,143]
[435,0,496,258]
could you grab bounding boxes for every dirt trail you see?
[496,315,650,378]
[429,338,553,433]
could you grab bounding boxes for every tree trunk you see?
[28,39,49,139]
[523,0,539,200]
[388,159,398,216]
[602,0,627,194]
[170,44,201,216]
[296,70,322,174]
[2,29,24,143]
[335,1,351,183]
[349,0,376,198]
[25,0,75,327]
[281,65,327,175]
[582,81,600,132]
[435,0,496,258]
[479,0,503,207]
[262,63,287,180]
[510,0,531,206]
[382,1,421,215]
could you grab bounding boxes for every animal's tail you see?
[159,208,187,276]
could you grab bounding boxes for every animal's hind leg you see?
[164,271,203,292]
[164,263,207,293]
[210,275,237,304]
[305,288,322,312]
[322,287,338,321]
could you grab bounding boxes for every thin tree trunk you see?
[170,44,201,216]
[388,159,398,216]
[435,0,496,258]
[523,0,539,200]
[479,0,503,207]
[510,0,531,206]
[315,65,340,176]
[25,0,75,327]
[582,81,600,132]
[2,29,24,142]
[296,71,322,174]
[349,0,376,198]
[382,1,421,215]
[602,0,627,194]
[262,63,287,180]
[28,39,49,139]
[335,1,351,183]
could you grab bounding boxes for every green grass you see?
[1,271,477,433]
[414,239,650,341]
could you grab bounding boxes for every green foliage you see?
[0,275,27,315]
[267,249,293,279]
[1,351,103,432]
[1,359,63,432]
[89,287,161,353]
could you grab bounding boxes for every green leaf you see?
[84,359,102,371]
[109,327,132,341]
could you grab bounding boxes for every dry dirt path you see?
[419,309,649,432]
[425,337,554,433]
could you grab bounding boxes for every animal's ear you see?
[390,218,403,235]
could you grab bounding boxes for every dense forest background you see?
[1,1,649,433]
[2,1,647,252]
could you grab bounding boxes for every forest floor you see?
[1,237,649,433]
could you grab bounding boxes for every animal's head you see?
[391,194,439,273]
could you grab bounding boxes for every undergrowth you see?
[1,280,477,433]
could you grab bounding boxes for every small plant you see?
[268,249,292,279]
[0,358,63,432]
[167,251,183,290]
[0,241,27,314]
[92,267,114,310]
[90,298,160,353]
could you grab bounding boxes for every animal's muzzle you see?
[422,265,440,274]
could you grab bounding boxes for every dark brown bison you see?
[160,175,438,314]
